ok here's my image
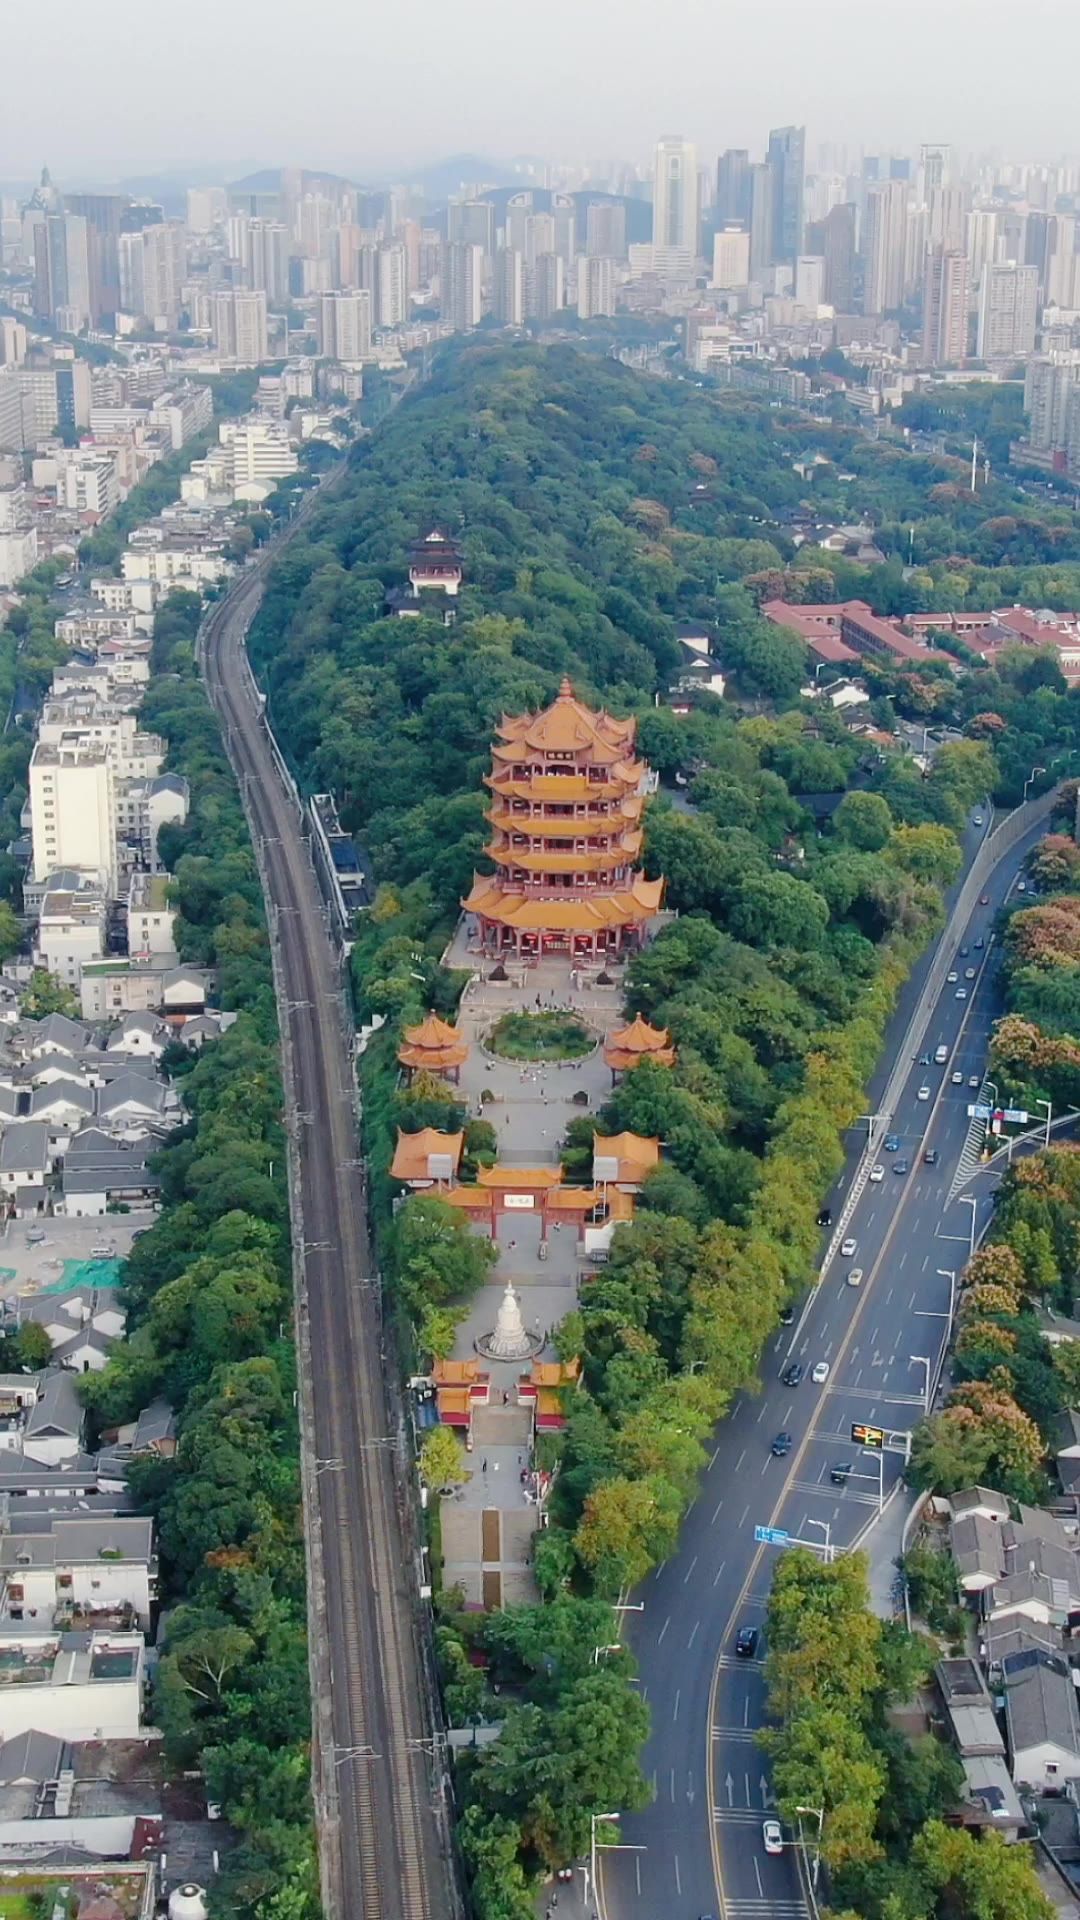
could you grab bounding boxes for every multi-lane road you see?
[603,800,1057,1920]
[201,564,447,1920]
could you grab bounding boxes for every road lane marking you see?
[754,1860,764,1899]
[674,1854,681,1895]
[735,1449,746,1470]
[657,1614,670,1644]
[713,1561,726,1585]
[688,1621,700,1650]
[674,1689,681,1721]
[684,1556,699,1584]
[739,1503,750,1527]
[713,1497,726,1522]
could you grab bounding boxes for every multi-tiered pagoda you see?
[463,678,664,961]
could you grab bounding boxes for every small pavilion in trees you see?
[603,1013,677,1080]
[462,678,665,963]
[397,1012,469,1083]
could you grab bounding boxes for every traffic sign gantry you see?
[754,1525,790,1546]
[851,1423,886,1448]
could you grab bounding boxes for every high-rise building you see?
[929,186,967,255]
[652,137,699,256]
[577,256,615,319]
[585,202,626,259]
[64,193,127,321]
[448,200,495,256]
[977,263,1039,361]
[551,196,576,267]
[529,252,565,322]
[377,244,407,327]
[922,248,970,365]
[1045,220,1080,308]
[747,163,774,281]
[317,290,371,361]
[863,181,908,314]
[249,220,289,304]
[795,255,825,308]
[211,289,268,361]
[186,187,227,233]
[716,150,751,226]
[1024,355,1080,452]
[767,125,805,262]
[30,741,117,892]
[494,248,525,326]
[711,226,750,289]
[441,243,484,330]
[918,144,950,201]
[821,203,856,311]
[33,213,91,328]
[118,223,185,325]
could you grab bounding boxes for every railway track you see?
[200,563,448,1920]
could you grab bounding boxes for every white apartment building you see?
[317,290,372,362]
[121,542,229,591]
[55,451,120,519]
[0,481,37,587]
[150,382,213,449]
[29,743,116,891]
[1024,354,1080,453]
[577,256,616,319]
[127,872,177,961]
[378,244,408,327]
[115,772,188,867]
[0,1516,156,1631]
[976,263,1039,361]
[711,227,751,289]
[180,443,233,507]
[211,288,268,362]
[0,1626,145,1740]
[218,416,298,502]
[53,609,138,647]
[90,576,156,624]
[37,704,165,783]
[36,890,107,988]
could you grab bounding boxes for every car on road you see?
[884,1133,901,1151]
[965,966,976,979]
[980,893,990,905]
[951,1070,963,1085]
[817,1206,832,1227]
[947,970,958,983]
[811,1360,830,1384]
[771,1431,792,1456]
[869,1164,884,1182]
[778,1306,795,1325]
[830,1461,853,1486]
[895,1158,910,1174]
[959,946,969,957]
[924,1148,939,1166]
[917,1085,930,1101]
[782,1362,804,1387]
[955,987,967,1000]
[968,1074,980,1088]
[973,813,984,825]
[555,1866,574,1883]
[974,935,985,948]
[918,1053,931,1066]
[846,1267,863,1287]
[1017,880,1027,892]
[841,1236,857,1256]
[763,1819,783,1856]
[735,1626,759,1658]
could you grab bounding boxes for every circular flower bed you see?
[487,1011,595,1061]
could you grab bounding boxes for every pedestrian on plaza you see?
[482,1458,488,1473]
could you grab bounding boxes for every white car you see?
[947,970,959,983]
[811,1361,830,1384]
[846,1268,863,1287]
[763,1819,783,1856]
[973,813,984,825]
[1017,880,1027,892]
[917,1085,931,1101]
[840,1237,857,1257]
[951,1071,963,1085]
[869,1164,884,1182]
[955,988,967,1000]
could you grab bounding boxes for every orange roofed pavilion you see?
[462,677,665,961]
[390,1127,464,1187]
[397,1012,469,1082]
[604,1012,677,1078]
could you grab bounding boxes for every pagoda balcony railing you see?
[503,765,618,784]
[504,837,620,853]
[503,874,633,897]
[503,804,618,821]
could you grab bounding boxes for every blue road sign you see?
[754,1525,790,1546]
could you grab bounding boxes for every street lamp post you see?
[1037,1097,1052,1148]
[1023,765,1046,805]
[588,1813,619,1914]
[803,1517,832,1564]
[910,1355,932,1415]
[959,1194,977,1260]
[861,1446,885,1514]
[795,1805,825,1891]
[936,1269,958,1351]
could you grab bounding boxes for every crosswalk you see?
[724,1901,808,1918]
[784,1476,883,1508]
[713,1807,771,1825]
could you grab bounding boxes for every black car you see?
[778,1305,795,1326]
[894,1158,910,1174]
[974,936,985,949]
[830,1461,853,1486]
[771,1431,792,1456]
[924,1148,939,1166]
[735,1625,759,1658]
[782,1362,804,1387]
[816,1206,832,1228]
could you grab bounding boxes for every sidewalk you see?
[853,1483,920,1618]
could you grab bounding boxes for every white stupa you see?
[482,1281,535,1361]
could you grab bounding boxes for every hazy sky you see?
[5,0,1080,185]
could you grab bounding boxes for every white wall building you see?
[127,872,177,960]
[217,416,298,502]
[29,744,116,891]
[711,226,750,289]
[36,890,107,987]
[0,1627,144,1740]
